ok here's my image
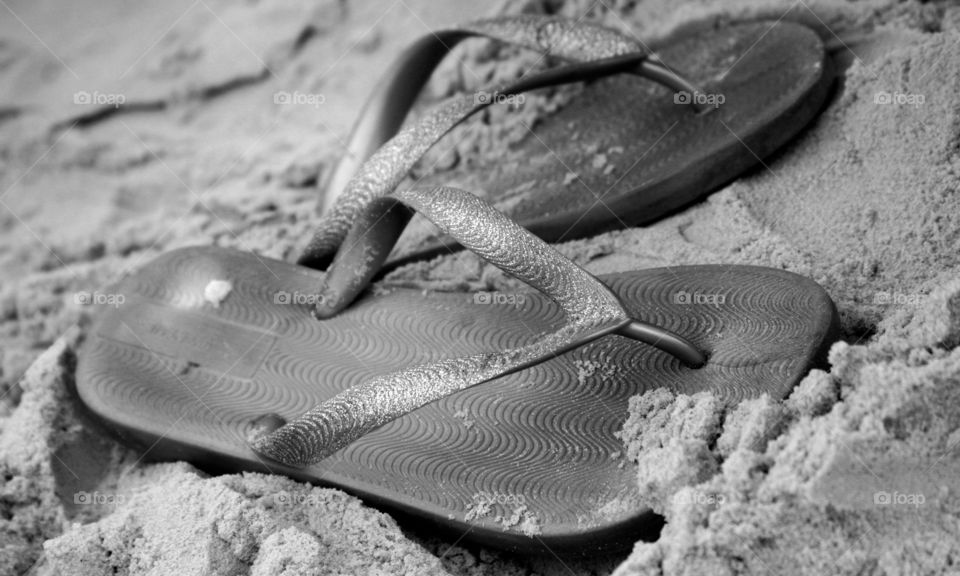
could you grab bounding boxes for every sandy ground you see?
[1,0,959,574]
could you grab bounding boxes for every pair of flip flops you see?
[76,16,839,553]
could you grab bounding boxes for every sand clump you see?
[0,331,81,575]
[42,464,447,576]
[611,280,960,576]
[616,391,724,515]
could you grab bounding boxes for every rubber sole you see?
[76,246,839,553]
[387,20,833,265]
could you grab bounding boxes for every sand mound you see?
[614,280,960,575]
[43,463,446,575]
[0,332,79,575]
[604,12,960,575]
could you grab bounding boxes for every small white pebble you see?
[563,171,578,185]
[204,279,233,308]
[518,511,542,537]
[453,408,475,429]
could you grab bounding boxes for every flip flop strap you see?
[306,53,648,319]
[250,185,633,466]
[250,17,707,467]
[314,15,647,220]
[299,15,700,270]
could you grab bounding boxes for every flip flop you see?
[76,201,839,552]
[75,44,840,549]
[304,16,833,269]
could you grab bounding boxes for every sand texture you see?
[1,0,959,574]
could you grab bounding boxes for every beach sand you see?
[1,0,958,574]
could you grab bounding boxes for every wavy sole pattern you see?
[76,246,838,552]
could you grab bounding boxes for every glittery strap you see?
[250,185,632,466]
[317,15,644,219]
[302,15,702,268]
[248,17,707,467]
[306,54,651,318]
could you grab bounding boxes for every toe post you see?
[246,413,288,445]
[616,319,707,368]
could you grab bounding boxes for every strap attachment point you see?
[616,319,707,368]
